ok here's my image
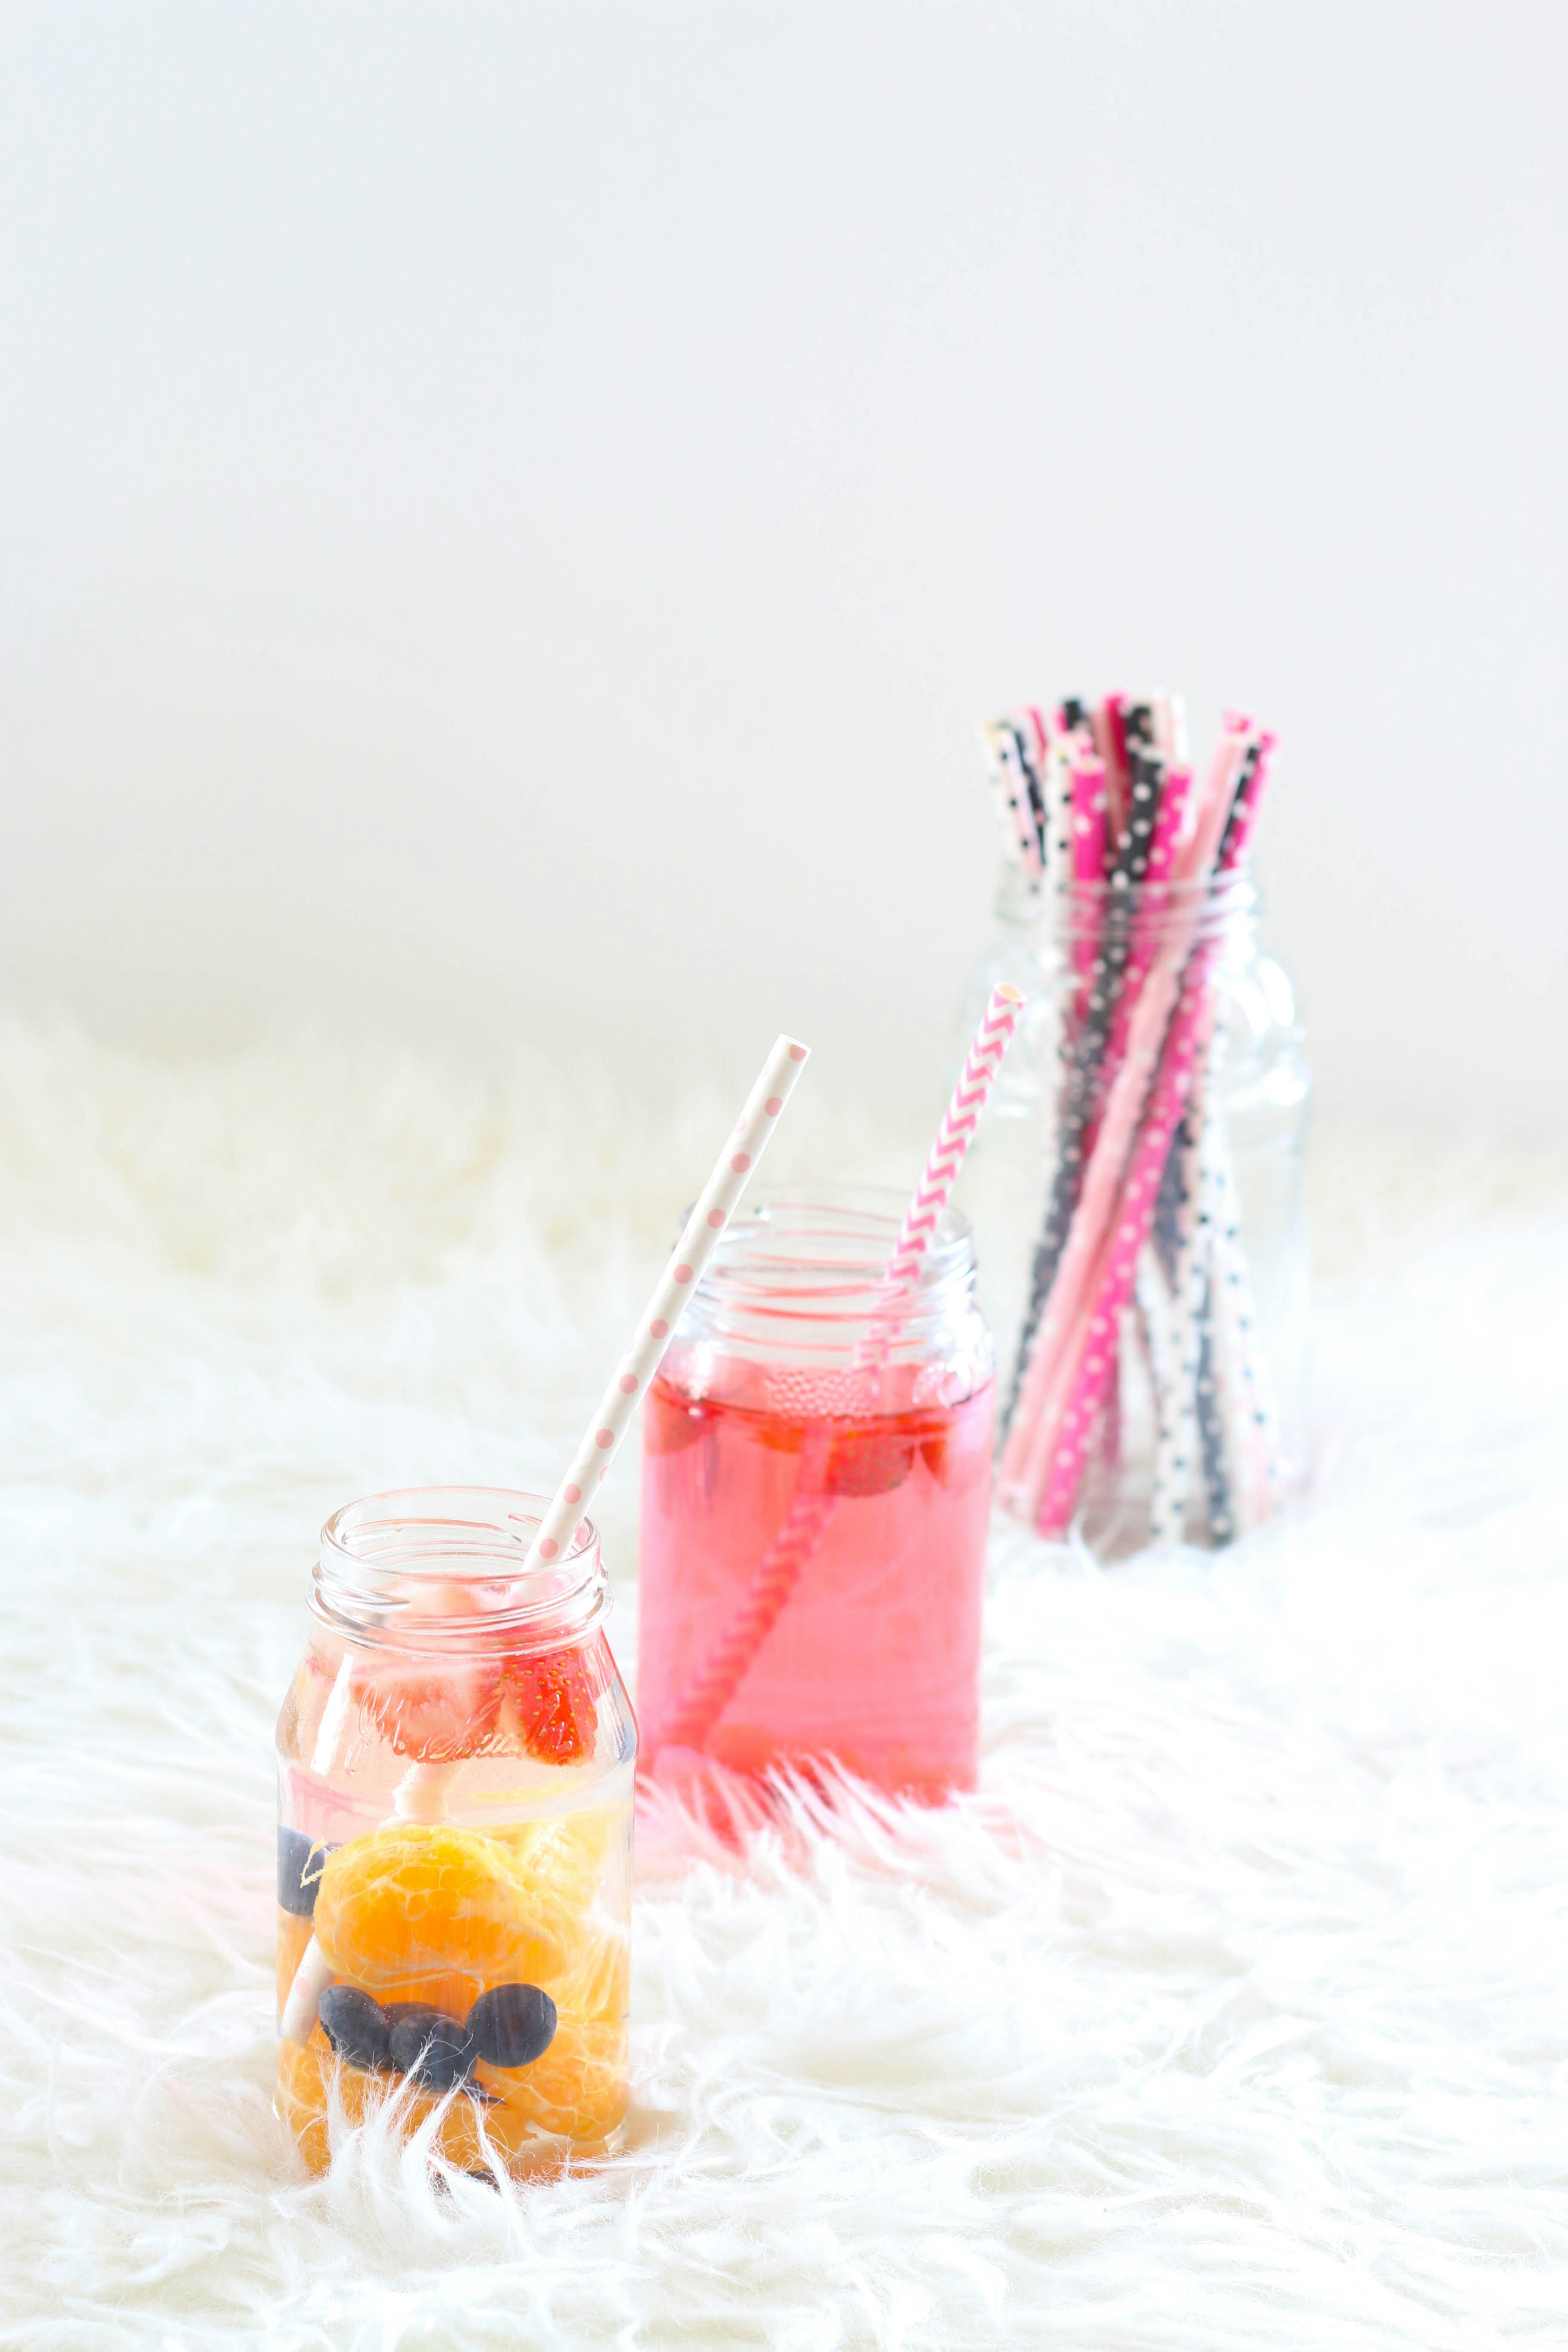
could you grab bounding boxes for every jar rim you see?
[699,1183,974,1315]
[997,864,1261,939]
[313,1485,606,1651]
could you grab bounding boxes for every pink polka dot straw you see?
[520,1034,811,1575]
[661,980,1025,1752]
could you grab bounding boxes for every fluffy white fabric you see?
[2,1016,1566,2349]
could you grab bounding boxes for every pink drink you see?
[640,1364,994,1797]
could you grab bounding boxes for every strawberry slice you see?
[821,1423,917,1498]
[500,1648,600,1767]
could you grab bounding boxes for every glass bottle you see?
[273,1487,636,2175]
[955,866,1310,1553]
[637,1187,995,1803]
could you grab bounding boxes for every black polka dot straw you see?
[1002,734,1167,1433]
[981,720,1045,879]
[1195,1265,1235,1545]
[1007,716,1050,872]
[1148,1072,1211,1545]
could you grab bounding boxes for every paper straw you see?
[1094,695,1130,848]
[1001,741,1163,1432]
[1190,1051,1236,1542]
[279,1031,814,2043]
[980,721,1044,880]
[1209,1133,1283,1528]
[1008,717,1050,874]
[1149,1045,1218,1543]
[1033,964,1219,1532]
[524,1034,812,1573]
[1153,692,1189,768]
[1069,748,1108,1025]
[1194,1264,1233,1541]
[1001,720,1257,1520]
[1106,761,1191,1074]
[661,983,1023,1754]
[1023,706,1074,902]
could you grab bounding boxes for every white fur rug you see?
[3,1017,1566,2349]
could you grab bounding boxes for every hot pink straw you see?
[1069,748,1108,1022]
[1105,763,1191,1074]
[661,982,1024,1754]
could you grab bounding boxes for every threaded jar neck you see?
[312,1486,608,1654]
[995,863,1262,955]
[676,1185,979,1370]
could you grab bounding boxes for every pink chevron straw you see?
[661,982,1024,1752]
[999,720,1259,1522]
[1008,732,1277,1529]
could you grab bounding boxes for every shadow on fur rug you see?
[1,1017,1565,2349]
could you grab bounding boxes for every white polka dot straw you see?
[521,1033,811,1574]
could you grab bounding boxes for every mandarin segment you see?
[313,1822,563,1993]
[481,2018,628,2144]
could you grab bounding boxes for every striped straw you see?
[661,983,1023,1753]
[523,1033,811,1573]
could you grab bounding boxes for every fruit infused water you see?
[274,1489,636,2176]
[638,1190,997,1801]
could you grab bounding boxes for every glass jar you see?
[955,866,1310,1553]
[273,1487,636,2176]
[637,1187,995,1803]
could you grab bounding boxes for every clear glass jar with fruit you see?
[274,1487,635,2175]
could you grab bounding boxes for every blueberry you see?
[318,1985,391,2072]
[277,1826,335,1917]
[385,2004,477,2090]
[467,1983,557,2070]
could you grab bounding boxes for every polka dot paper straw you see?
[521,1033,811,1574]
[980,720,1044,880]
[1001,740,1162,1433]
[1148,1068,1215,1545]
[1022,706,1074,900]
[1209,1132,1282,1529]
[1032,966,1218,1533]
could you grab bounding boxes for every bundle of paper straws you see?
[980,693,1282,1547]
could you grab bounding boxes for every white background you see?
[3,1,1565,1141]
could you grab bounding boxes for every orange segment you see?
[313,1822,563,1993]
[480,2018,628,2144]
